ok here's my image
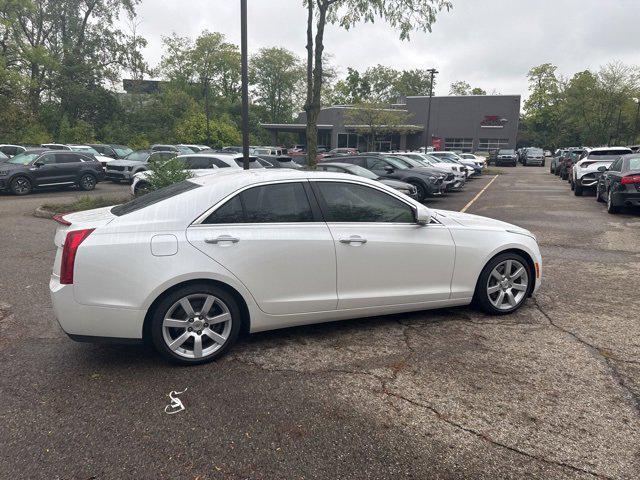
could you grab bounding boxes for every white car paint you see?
[572,147,632,188]
[50,170,542,355]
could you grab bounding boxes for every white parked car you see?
[429,151,476,176]
[130,153,262,196]
[50,170,542,364]
[403,153,466,190]
[571,147,632,196]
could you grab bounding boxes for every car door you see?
[53,152,85,183]
[187,180,337,315]
[605,158,623,192]
[365,157,397,178]
[311,180,455,309]
[31,153,62,186]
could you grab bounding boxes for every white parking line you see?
[460,175,499,213]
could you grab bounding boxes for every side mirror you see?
[415,205,432,225]
[32,160,43,168]
[384,165,395,173]
[597,166,608,172]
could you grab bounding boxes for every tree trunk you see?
[303,1,315,166]
[204,81,211,144]
[307,3,328,167]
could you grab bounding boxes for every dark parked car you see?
[315,162,418,198]
[496,149,517,167]
[256,155,303,169]
[89,144,133,159]
[151,144,193,155]
[322,155,445,202]
[105,150,177,183]
[0,149,104,195]
[595,154,640,213]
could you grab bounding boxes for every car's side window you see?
[55,153,82,164]
[202,182,314,224]
[38,154,56,165]
[315,182,415,223]
[610,158,622,172]
[366,158,389,170]
[243,183,313,223]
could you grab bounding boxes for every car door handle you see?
[339,236,367,245]
[205,235,239,244]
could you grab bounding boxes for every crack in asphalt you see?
[236,317,614,479]
[532,298,640,417]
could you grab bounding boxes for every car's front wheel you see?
[150,284,242,365]
[596,183,605,202]
[134,181,151,197]
[474,253,531,315]
[10,176,32,195]
[409,181,427,202]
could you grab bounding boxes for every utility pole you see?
[424,68,438,152]
[240,0,250,170]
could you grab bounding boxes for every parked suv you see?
[105,150,177,183]
[89,144,133,159]
[523,147,545,166]
[496,149,517,167]
[0,149,104,195]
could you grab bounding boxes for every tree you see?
[344,102,411,151]
[174,112,241,148]
[470,87,486,95]
[250,47,305,123]
[302,0,452,167]
[449,80,471,95]
[522,63,561,147]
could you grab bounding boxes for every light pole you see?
[424,68,438,152]
[240,0,249,170]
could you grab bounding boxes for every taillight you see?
[621,175,640,185]
[60,229,94,285]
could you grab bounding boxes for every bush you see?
[145,157,193,191]
[174,112,241,147]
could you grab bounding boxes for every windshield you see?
[114,147,133,157]
[499,149,515,155]
[527,148,543,155]
[628,157,640,170]
[347,165,378,179]
[235,158,263,169]
[394,156,424,168]
[111,181,201,216]
[7,152,39,164]
[124,151,150,162]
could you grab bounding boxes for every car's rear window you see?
[588,149,631,159]
[628,157,640,171]
[111,181,201,216]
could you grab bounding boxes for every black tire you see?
[596,184,605,203]
[606,189,620,214]
[409,181,427,202]
[150,283,242,365]
[473,252,533,315]
[134,181,151,197]
[111,179,121,184]
[78,173,97,191]
[574,183,583,196]
[10,176,32,195]
[541,161,545,167]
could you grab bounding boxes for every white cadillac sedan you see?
[50,170,542,365]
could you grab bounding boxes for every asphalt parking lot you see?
[1,167,639,479]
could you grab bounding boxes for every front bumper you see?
[105,170,132,181]
[525,157,544,165]
[576,173,601,188]
[50,275,144,340]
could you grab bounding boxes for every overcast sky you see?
[128,0,640,100]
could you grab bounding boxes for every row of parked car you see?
[0,141,490,200]
[549,146,640,214]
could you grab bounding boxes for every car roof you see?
[588,146,632,152]
[190,168,371,187]
[317,162,352,168]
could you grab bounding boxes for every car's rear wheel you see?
[606,189,620,214]
[78,173,96,191]
[150,284,242,365]
[474,253,531,315]
[10,176,32,195]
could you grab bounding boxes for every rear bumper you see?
[50,276,144,340]
[610,191,640,207]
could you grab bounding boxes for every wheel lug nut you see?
[197,330,202,335]
[188,327,192,332]
[204,323,208,328]
[188,318,193,323]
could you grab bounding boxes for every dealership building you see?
[262,94,521,153]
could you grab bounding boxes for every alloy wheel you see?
[486,259,529,311]
[80,175,95,190]
[12,177,31,195]
[162,294,232,359]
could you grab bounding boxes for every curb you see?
[33,206,56,220]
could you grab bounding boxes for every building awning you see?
[344,124,424,133]
[261,123,333,132]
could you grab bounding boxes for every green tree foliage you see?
[344,102,413,151]
[174,113,241,148]
[302,0,452,166]
[146,157,193,192]
[521,62,640,148]
[449,81,486,95]
[250,47,305,123]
